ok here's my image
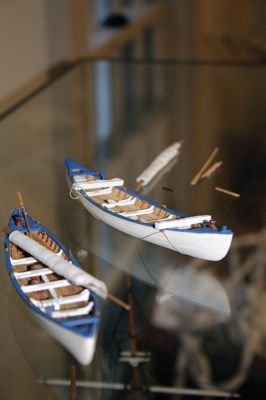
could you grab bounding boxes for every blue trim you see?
[65,158,106,179]
[62,316,99,327]
[5,208,100,339]
[66,158,233,235]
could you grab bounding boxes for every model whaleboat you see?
[4,207,108,365]
[65,159,233,261]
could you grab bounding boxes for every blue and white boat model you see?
[65,158,233,262]
[4,208,108,365]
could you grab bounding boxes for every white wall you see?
[0,0,69,103]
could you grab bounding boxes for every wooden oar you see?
[108,292,130,311]
[16,191,32,237]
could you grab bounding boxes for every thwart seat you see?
[119,205,154,218]
[102,197,136,209]
[72,178,124,191]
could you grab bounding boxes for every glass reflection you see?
[0,60,265,399]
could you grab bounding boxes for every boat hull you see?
[80,196,233,261]
[32,311,96,365]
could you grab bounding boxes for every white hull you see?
[32,311,97,365]
[80,197,233,261]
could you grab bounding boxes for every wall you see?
[0,0,264,111]
[0,0,69,108]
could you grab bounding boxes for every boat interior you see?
[72,173,179,223]
[9,230,94,319]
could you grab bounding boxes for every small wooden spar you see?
[215,187,240,198]
[201,161,223,180]
[190,147,219,186]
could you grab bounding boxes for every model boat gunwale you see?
[5,209,100,339]
[66,159,233,236]
[80,188,232,235]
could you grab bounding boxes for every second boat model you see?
[65,158,233,261]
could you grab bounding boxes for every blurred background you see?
[1,0,265,112]
[0,1,265,400]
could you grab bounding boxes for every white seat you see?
[85,187,113,197]
[51,301,94,319]
[14,268,53,279]
[155,215,212,230]
[21,279,71,293]
[73,175,90,183]
[30,289,90,310]
[103,196,136,209]
[140,213,174,223]
[72,178,124,191]
[151,214,174,223]
[11,256,37,266]
[120,206,154,218]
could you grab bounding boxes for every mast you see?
[16,191,32,237]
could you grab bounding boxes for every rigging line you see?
[162,262,180,291]
[137,243,179,291]
[138,247,163,287]
[161,230,180,253]
[140,230,161,240]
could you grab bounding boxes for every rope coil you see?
[69,187,81,200]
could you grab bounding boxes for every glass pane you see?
[0,59,265,400]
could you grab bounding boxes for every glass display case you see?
[0,59,265,399]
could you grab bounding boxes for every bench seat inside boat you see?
[83,181,178,223]
[139,207,177,222]
[111,198,152,214]
[102,191,178,222]
[10,232,86,304]
[73,174,96,183]
[95,188,131,204]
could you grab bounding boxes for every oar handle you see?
[17,191,25,207]
[70,365,77,400]
[107,292,131,311]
